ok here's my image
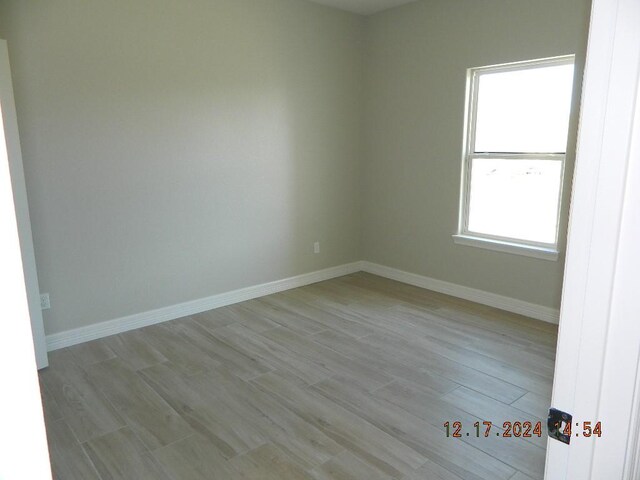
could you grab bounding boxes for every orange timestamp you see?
[444,420,604,439]
[444,420,543,438]
[551,420,603,438]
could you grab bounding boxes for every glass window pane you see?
[474,63,574,153]
[467,158,562,244]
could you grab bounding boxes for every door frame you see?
[545,0,640,477]
[0,39,48,369]
[0,42,52,480]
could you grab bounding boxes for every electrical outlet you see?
[40,293,50,310]
[314,242,320,254]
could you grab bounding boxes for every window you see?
[454,56,575,260]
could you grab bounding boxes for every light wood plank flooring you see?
[39,273,557,480]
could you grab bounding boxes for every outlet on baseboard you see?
[40,293,51,310]
[314,242,320,254]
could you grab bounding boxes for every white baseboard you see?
[46,259,559,351]
[46,262,362,351]
[360,261,560,324]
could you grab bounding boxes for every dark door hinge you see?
[548,408,572,445]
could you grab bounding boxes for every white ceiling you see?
[307,0,419,16]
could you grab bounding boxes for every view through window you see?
[458,56,575,253]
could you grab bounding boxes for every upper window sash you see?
[465,55,575,156]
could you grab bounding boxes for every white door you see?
[545,0,640,477]
[0,40,48,369]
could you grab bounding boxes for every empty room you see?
[2,0,640,479]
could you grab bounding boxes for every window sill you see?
[452,234,559,261]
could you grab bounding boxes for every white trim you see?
[46,262,362,351]
[46,259,560,351]
[470,152,565,160]
[360,261,560,324]
[452,234,559,261]
[469,54,576,76]
[624,344,640,480]
[0,42,52,479]
[0,41,48,369]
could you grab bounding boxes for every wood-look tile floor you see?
[39,273,557,480]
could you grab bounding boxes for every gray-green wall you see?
[0,0,364,335]
[362,0,591,309]
[0,0,590,337]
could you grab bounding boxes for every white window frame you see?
[453,55,576,262]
